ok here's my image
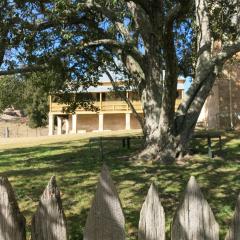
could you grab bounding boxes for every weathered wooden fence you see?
[0,165,240,240]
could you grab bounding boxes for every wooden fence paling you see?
[171,176,219,240]
[31,176,68,240]
[225,194,240,240]
[1,167,240,240]
[0,176,26,240]
[138,183,165,240]
[83,164,125,240]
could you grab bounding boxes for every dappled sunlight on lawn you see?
[0,130,240,239]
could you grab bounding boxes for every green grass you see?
[0,131,240,239]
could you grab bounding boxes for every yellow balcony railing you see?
[50,101,142,113]
[50,99,182,114]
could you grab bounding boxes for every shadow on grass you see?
[0,134,240,239]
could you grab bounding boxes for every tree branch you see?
[165,0,194,30]
[24,14,89,32]
[0,34,7,67]
[78,1,133,42]
[162,1,195,120]
[79,1,119,22]
[177,39,240,117]
[0,65,48,76]
[177,0,211,115]
[30,2,135,54]
[69,39,145,71]
[124,0,149,15]
[213,40,240,65]
[126,1,152,46]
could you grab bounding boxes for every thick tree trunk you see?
[139,132,178,164]
[138,69,218,163]
[124,0,237,163]
[135,0,214,163]
[136,13,179,163]
[137,120,195,163]
[137,68,181,163]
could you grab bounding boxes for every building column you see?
[72,114,77,134]
[99,113,104,131]
[65,117,70,135]
[48,114,54,136]
[57,116,63,135]
[125,113,131,130]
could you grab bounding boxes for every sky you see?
[184,76,192,91]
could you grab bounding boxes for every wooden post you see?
[48,114,54,136]
[208,135,213,158]
[100,92,102,110]
[225,194,240,240]
[122,138,126,148]
[99,113,104,131]
[57,116,63,135]
[125,113,131,130]
[31,176,68,240]
[72,114,77,134]
[0,176,26,240]
[65,117,70,135]
[219,136,222,151]
[99,137,103,161]
[49,95,52,112]
[126,92,129,110]
[172,176,219,240]
[138,183,165,240]
[84,165,125,240]
[127,137,130,149]
[4,127,9,138]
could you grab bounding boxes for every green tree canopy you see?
[0,70,66,127]
[0,0,239,162]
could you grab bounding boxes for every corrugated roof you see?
[79,83,184,92]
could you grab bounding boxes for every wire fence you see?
[216,111,240,129]
[0,122,48,138]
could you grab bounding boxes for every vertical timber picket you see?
[225,194,240,240]
[138,183,165,240]
[0,176,26,240]
[171,176,219,240]
[31,176,68,240]
[83,164,125,240]
[1,166,240,239]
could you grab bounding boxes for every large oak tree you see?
[0,0,240,162]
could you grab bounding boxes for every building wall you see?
[67,114,99,132]
[68,115,72,131]
[199,57,240,129]
[199,83,220,128]
[66,113,142,132]
[104,114,125,130]
[78,115,98,132]
[131,114,142,129]
[218,63,240,129]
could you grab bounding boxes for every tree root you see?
[132,144,176,164]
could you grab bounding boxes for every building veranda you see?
[48,79,185,135]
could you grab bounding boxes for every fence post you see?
[31,176,68,240]
[225,194,240,240]
[84,164,125,240]
[171,176,219,240]
[4,127,9,138]
[138,183,165,240]
[0,175,26,240]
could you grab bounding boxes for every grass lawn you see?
[0,130,240,239]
